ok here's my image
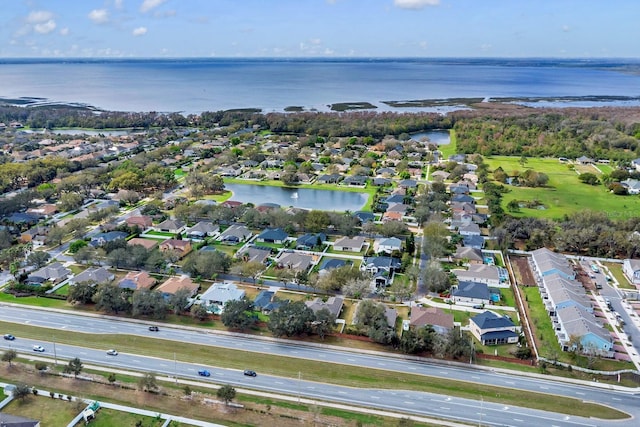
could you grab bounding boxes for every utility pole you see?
[298,371,301,403]
[174,352,177,384]
[53,339,57,366]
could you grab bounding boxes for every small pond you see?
[225,183,368,212]
[410,130,451,145]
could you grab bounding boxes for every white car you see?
[32,345,45,352]
[106,349,118,356]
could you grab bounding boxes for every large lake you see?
[225,183,368,212]
[410,130,450,145]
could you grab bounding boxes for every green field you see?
[484,156,640,219]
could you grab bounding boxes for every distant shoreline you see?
[3,95,640,114]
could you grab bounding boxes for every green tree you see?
[190,303,210,321]
[64,357,83,378]
[26,250,51,268]
[221,298,257,331]
[2,349,17,367]
[423,260,450,294]
[268,301,315,337]
[304,210,330,233]
[312,308,336,340]
[578,172,600,185]
[67,282,97,305]
[93,283,132,315]
[13,384,32,401]
[68,240,88,254]
[46,226,67,246]
[58,192,84,212]
[168,288,192,315]
[138,372,158,392]
[216,384,236,406]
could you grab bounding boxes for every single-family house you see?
[126,215,153,229]
[373,237,402,254]
[306,296,344,318]
[458,223,481,236]
[398,179,417,189]
[186,221,219,239]
[333,235,366,252]
[256,228,289,244]
[90,231,128,247]
[296,233,327,250]
[317,174,343,184]
[318,258,346,275]
[454,264,501,286]
[623,259,640,286]
[409,306,454,335]
[0,414,40,427]
[451,281,491,305]
[342,175,367,187]
[200,282,246,313]
[237,245,272,264]
[382,211,404,223]
[27,262,71,285]
[154,219,186,234]
[353,211,376,224]
[159,239,192,258]
[469,311,520,345]
[71,267,114,286]
[127,237,159,251]
[462,234,485,250]
[452,246,484,264]
[26,203,58,218]
[156,276,199,297]
[118,271,157,290]
[277,252,314,271]
[218,224,252,243]
[621,179,640,195]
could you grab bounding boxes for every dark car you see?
[148,326,159,332]
[3,334,15,341]
[198,369,211,377]
[243,369,257,377]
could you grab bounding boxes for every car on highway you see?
[32,345,45,352]
[148,326,159,332]
[106,349,118,356]
[3,334,15,340]
[243,369,257,377]
[198,369,211,377]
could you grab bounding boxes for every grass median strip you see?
[0,320,629,420]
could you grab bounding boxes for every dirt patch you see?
[511,256,536,286]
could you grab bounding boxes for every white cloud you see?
[309,38,322,45]
[140,0,167,13]
[114,0,124,9]
[393,0,440,10]
[419,41,428,49]
[60,27,69,36]
[562,25,570,32]
[89,9,110,24]
[27,11,54,24]
[132,26,148,36]
[34,20,56,34]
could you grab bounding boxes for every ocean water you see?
[1,58,640,113]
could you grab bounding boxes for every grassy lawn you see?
[483,156,640,219]
[90,408,164,427]
[603,262,634,289]
[2,395,78,426]
[0,292,70,309]
[0,321,630,420]
[54,284,69,296]
[438,129,457,159]
[202,190,233,202]
[521,286,564,359]
[498,287,517,308]
[325,246,363,256]
[143,230,177,238]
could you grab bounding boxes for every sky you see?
[1,0,638,59]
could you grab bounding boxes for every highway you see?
[1,305,639,426]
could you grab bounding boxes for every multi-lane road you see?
[1,304,639,426]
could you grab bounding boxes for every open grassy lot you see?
[483,156,640,219]
[1,395,79,426]
[603,262,634,289]
[0,321,629,419]
[438,129,457,159]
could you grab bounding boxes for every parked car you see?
[148,326,159,332]
[3,334,15,341]
[106,349,118,356]
[32,345,45,352]
[198,369,211,377]
[243,369,257,377]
